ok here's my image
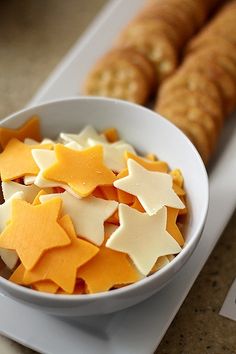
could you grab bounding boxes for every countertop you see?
[0,1,235,353]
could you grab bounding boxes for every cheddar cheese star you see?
[43,144,116,197]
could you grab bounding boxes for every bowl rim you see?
[0,96,209,302]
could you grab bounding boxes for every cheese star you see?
[60,125,106,147]
[2,181,41,203]
[43,144,116,197]
[0,198,71,270]
[40,191,118,245]
[167,207,184,246]
[77,223,142,293]
[0,139,52,181]
[106,204,182,275]
[0,191,24,269]
[31,149,80,198]
[87,138,136,172]
[0,116,41,149]
[22,215,99,293]
[114,159,184,215]
[125,151,168,172]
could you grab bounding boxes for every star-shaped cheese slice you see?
[150,256,170,274]
[31,149,80,198]
[23,138,56,185]
[77,223,142,293]
[125,151,168,172]
[106,204,181,275]
[60,125,106,147]
[0,116,41,149]
[0,139,52,181]
[2,181,41,203]
[9,264,59,294]
[114,159,184,215]
[43,144,116,197]
[40,191,118,245]
[116,168,135,205]
[0,191,24,269]
[87,138,136,172]
[167,207,184,246]
[22,215,99,293]
[0,198,70,270]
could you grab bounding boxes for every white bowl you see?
[0,97,209,317]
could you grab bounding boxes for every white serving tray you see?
[0,1,235,353]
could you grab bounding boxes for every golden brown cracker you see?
[157,89,224,129]
[83,54,151,104]
[157,103,219,152]
[116,30,177,82]
[103,48,156,90]
[158,70,223,105]
[183,56,236,114]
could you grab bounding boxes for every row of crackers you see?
[83,0,220,105]
[156,1,236,163]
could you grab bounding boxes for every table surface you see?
[0,1,235,353]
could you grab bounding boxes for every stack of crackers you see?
[82,0,236,164]
[83,0,218,105]
[156,1,236,163]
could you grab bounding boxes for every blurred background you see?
[0,1,235,353]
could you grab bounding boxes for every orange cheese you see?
[0,116,41,149]
[43,144,116,197]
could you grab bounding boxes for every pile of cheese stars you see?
[0,116,187,295]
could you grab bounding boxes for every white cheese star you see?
[60,125,106,147]
[87,138,136,172]
[106,204,181,275]
[40,191,118,246]
[2,181,41,203]
[0,191,24,269]
[114,159,185,215]
[31,149,81,198]
[24,138,55,185]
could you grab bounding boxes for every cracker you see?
[104,48,156,90]
[183,56,236,114]
[157,104,219,152]
[157,70,223,105]
[83,53,151,104]
[157,88,224,129]
[157,112,211,163]
[117,18,181,49]
[139,2,195,42]
[115,30,177,82]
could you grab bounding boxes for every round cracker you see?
[83,55,151,104]
[116,30,177,82]
[157,103,219,151]
[103,48,156,90]
[157,89,224,129]
[157,111,211,163]
[157,70,223,105]
[119,17,182,49]
[183,56,236,114]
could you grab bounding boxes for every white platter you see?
[0,0,235,353]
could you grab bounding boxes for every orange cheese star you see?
[0,116,41,149]
[43,144,116,197]
[0,139,52,181]
[116,168,135,205]
[167,207,185,246]
[32,280,59,294]
[23,215,99,293]
[10,264,59,293]
[0,198,70,270]
[125,151,169,172]
[77,224,142,293]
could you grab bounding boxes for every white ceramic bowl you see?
[0,97,209,317]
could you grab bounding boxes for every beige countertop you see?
[0,1,235,353]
